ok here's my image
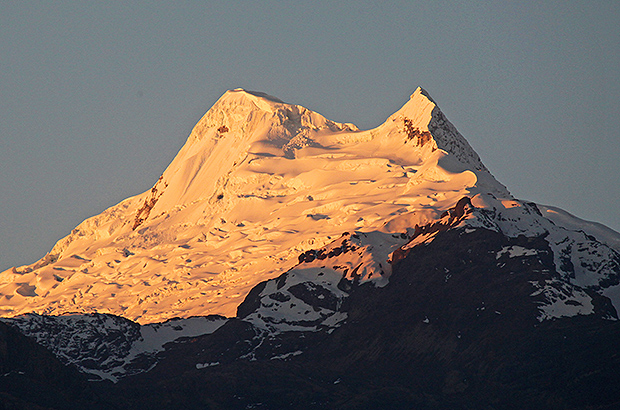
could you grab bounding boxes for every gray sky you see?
[1,1,619,271]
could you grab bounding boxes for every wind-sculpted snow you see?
[1,87,619,327]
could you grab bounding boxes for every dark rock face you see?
[0,321,104,410]
[95,228,620,409]
[288,282,340,311]
[2,313,229,383]
[327,228,620,409]
[3,227,620,409]
[236,281,267,319]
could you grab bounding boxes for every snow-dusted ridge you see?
[1,87,619,327]
[237,230,411,335]
[1,312,227,381]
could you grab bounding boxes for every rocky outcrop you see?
[132,175,167,230]
[392,196,473,263]
[403,117,433,147]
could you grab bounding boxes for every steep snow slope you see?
[1,88,618,324]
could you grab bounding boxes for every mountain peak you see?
[213,88,286,114]
[228,88,285,104]
[411,86,435,102]
[384,87,489,173]
[193,89,287,135]
[188,88,348,146]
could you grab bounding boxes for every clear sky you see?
[1,1,619,271]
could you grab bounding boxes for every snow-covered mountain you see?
[0,88,620,323]
[0,87,505,323]
[4,87,618,326]
[2,87,620,409]
[3,87,618,325]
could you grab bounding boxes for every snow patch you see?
[269,350,303,360]
[530,280,594,321]
[196,361,220,369]
[496,246,539,259]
